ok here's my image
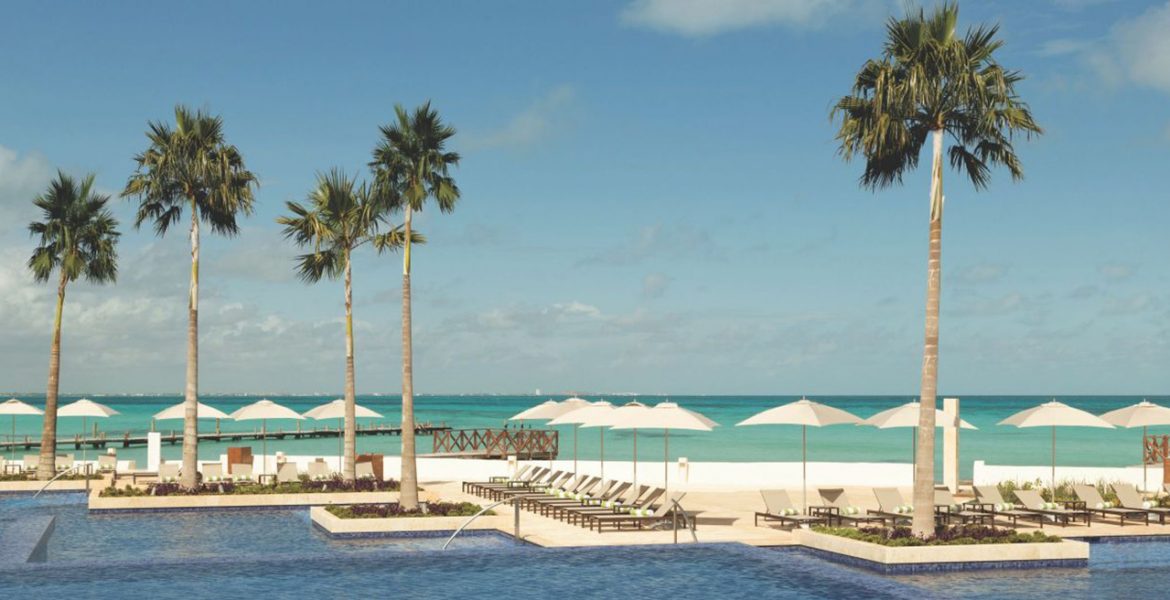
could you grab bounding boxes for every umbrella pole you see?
[1051,425,1056,498]
[263,419,268,480]
[633,429,638,491]
[83,416,89,493]
[802,425,807,514]
[664,428,669,500]
[600,429,605,482]
[10,415,15,462]
[574,424,578,475]
[1143,425,1148,492]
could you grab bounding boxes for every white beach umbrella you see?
[153,401,231,421]
[1100,400,1170,490]
[231,399,304,478]
[737,397,862,512]
[549,400,614,480]
[303,399,384,470]
[58,398,119,477]
[1,399,43,461]
[610,401,718,498]
[998,399,1114,493]
[509,397,591,469]
[859,400,977,465]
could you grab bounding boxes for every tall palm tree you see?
[370,102,460,509]
[277,169,419,481]
[122,105,258,489]
[832,3,1041,535]
[28,172,120,480]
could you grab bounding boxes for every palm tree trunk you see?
[181,206,200,489]
[912,129,945,536]
[400,204,419,509]
[36,272,68,480]
[343,250,357,481]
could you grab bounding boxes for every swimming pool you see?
[6,492,1170,599]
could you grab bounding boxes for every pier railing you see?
[430,428,558,460]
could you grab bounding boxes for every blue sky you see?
[0,0,1167,395]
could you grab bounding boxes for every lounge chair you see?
[1073,484,1147,526]
[755,489,828,528]
[812,488,886,527]
[972,485,1039,527]
[232,463,255,483]
[158,463,181,483]
[1115,484,1170,524]
[544,482,634,521]
[1014,489,1090,528]
[559,484,648,525]
[935,488,994,526]
[22,454,39,474]
[307,461,332,481]
[519,476,602,512]
[474,468,558,499]
[869,488,916,527]
[56,454,74,472]
[276,462,300,484]
[202,463,226,482]
[488,471,571,501]
[355,462,376,480]
[585,488,675,532]
[98,455,118,473]
[463,465,535,493]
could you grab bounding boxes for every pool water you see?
[8,493,1170,599]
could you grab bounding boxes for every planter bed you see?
[793,529,1089,574]
[311,504,508,538]
[89,490,398,512]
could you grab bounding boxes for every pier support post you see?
[943,397,960,493]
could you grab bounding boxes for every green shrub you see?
[812,525,1061,547]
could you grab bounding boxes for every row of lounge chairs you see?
[157,460,375,485]
[755,483,1170,530]
[464,466,681,533]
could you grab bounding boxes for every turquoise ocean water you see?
[1,395,1164,479]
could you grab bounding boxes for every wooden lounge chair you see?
[98,455,117,473]
[869,488,915,527]
[476,469,560,500]
[1013,489,1091,528]
[22,455,39,475]
[1114,484,1170,524]
[972,485,1039,527]
[935,488,994,526]
[158,463,181,483]
[559,484,648,526]
[355,462,376,480]
[510,475,596,508]
[538,481,629,519]
[585,488,675,532]
[521,476,606,514]
[1073,484,1147,526]
[755,489,828,528]
[202,462,226,482]
[232,463,255,483]
[812,488,885,527]
[463,465,535,493]
[307,461,332,481]
[276,462,300,484]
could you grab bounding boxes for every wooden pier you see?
[429,428,558,460]
[0,423,451,451]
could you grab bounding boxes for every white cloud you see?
[0,145,54,235]
[642,273,672,298]
[619,0,865,36]
[463,85,576,150]
[1056,2,1170,94]
[577,223,724,266]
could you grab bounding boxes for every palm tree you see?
[277,169,419,481]
[370,102,460,509]
[832,3,1041,535]
[122,105,258,489]
[28,172,120,480]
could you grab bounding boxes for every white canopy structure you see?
[998,400,1114,493]
[302,398,384,470]
[1100,400,1170,490]
[549,400,614,479]
[231,399,304,477]
[609,401,718,498]
[738,397,862,511]
[1,399,43,461]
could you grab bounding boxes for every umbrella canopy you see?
[610,401,718,499]
[231,399,304,421]
[303,398,385,472]
[58,398,119,418]
[1100,400,1170,428]
[737,398,861,511]
[153,401,231,420]
[999,400,1114,493]
[302,399,384,420]
[0,398,43,416]
[231,399,304,478]
[1,399,44,461]
[549,401,614,479]
[1099,400,1170,490]
[859,401,977,430]
[509,397,590,421]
